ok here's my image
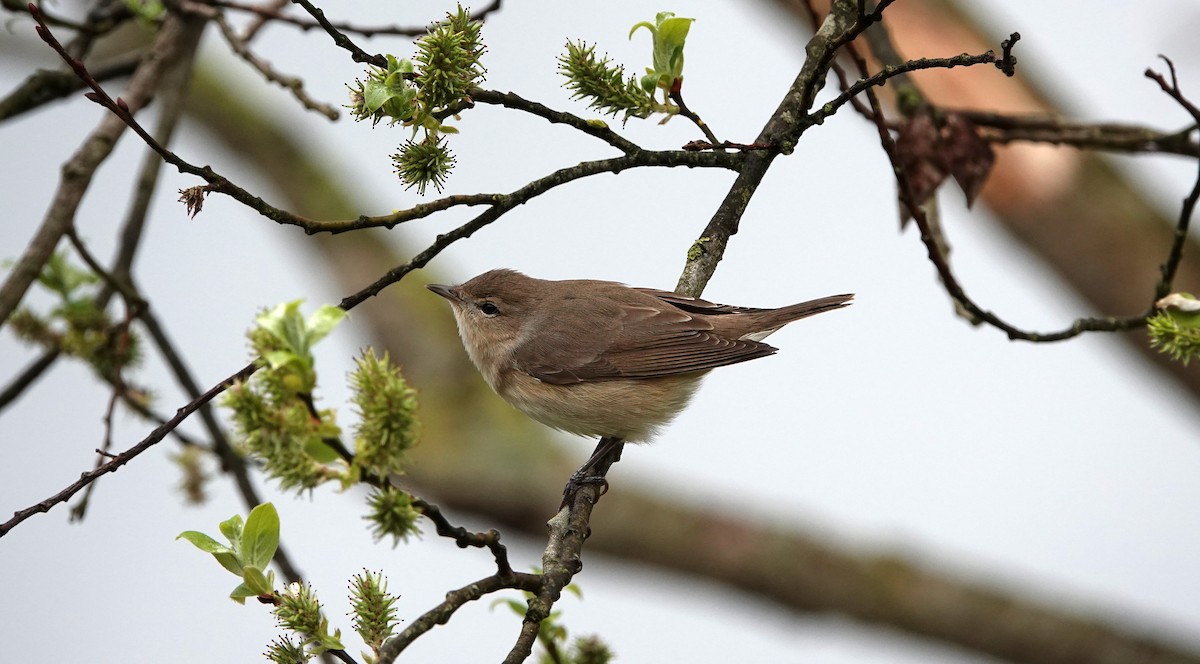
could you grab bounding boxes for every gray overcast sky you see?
[2,1,1200,662]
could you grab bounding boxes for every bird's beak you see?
[426,283,459,302]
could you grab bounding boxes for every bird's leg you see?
[561,436,625,508]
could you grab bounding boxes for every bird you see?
[427,268,852,505]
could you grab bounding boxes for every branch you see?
[1145,57,1200,296]
[805,49,1004,129]
[316,151,732,311]
[0,349,60,411]
[0,0,99,32]
[952,111,1200,157]
[669,88,721,147]
[797,0,874,121]
[440,467,1200,664]
[859,46,1199,340]
[0,361,257,538]
[210,0,502,38]
[288,0,386,67]
[377,572,541,663]
[0,6,202,326]
[468,88,643,155]
[60,229,140,521]
[2,139,709,536]
[676,0,862,296]
[17,21,735,238]
[412,498,513,576]
[201,5,340,120]
[0,52,141,122]
[504,454,615,664]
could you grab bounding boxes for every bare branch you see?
[0,7,202,326]
[288,0,387,67]
[198,4,340,120]
[211,0,503,38]
[378,572,541,663]
[805,49,1003,129]
[412,498,514,576]
[676,0,861,296]
[0,360,257,538]
[858,48,1200,341]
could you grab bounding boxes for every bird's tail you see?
[739,293,854,341]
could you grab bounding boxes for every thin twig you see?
[211,0,502,38]
[0,6,200,326]
[956,111,1200,157]
[0,360,258,538]
[235,0,288,42]
[0,349,60,412]
[0,52,142,122]
[66,310,130,522]
[377,572,542,663]
[18,22,736,238]
[669,88,720,147]
[288,0,386,67]
[324,437,517,575]
[107,40,198,295]
[676,0,862,296]
[202,5,340,120]
[469,88,643,155]
[1145,58,1200,296]
[997,32,1020,76]
[804,50,1002,130]
[412,498,513,576]
[857,46,1200,341]
[63,229,139,522]
[1,0,98,32]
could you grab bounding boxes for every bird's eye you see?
[479,301,500,316]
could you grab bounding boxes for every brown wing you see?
[513,287,777,385]
[632,288,772,315]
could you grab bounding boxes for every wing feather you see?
[513,286,777,385]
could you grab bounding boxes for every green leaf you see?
[212,551,244,576]
[262,349,300,370]
[629,12,694,90]
[240,503,280,570]
[306,305,348,345]
[639,72,659,94]
[363,79,394,115]
[254,300,346,359]
[219,513,244,548]
[256,300,310,357]
[382,86,418,121]
[318,631,345,651]
[37,251,98,298]
[176,530,228,553]
[656,16,693,76]
[256,300,301,339]
[305,436,342,464]
[241,565,274,595]
[385,55,416,77]
[628,20,655,40]
[177,531,245,576]
[229,582,258,604]
[490,597,527,617]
